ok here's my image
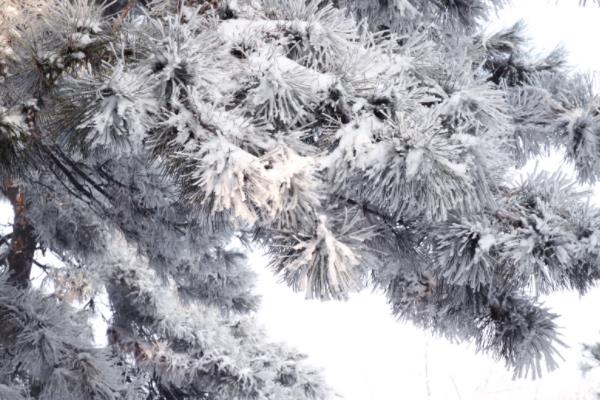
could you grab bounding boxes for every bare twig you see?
[111,0,137,32]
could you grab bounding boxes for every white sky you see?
[252,2,600,400]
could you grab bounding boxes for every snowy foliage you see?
[2,0,600,398]
[0,275,122,400]
[52,63,159,153]
[0,103,34,175]
[268,211,373,300]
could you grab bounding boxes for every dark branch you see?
[1,179,36,288]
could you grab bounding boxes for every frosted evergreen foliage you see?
[2,0,600,398]
[0,275,122,400]
[53,63,159,153]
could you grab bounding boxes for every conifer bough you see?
[1,0,599,398]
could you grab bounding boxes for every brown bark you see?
[1,179,36,287]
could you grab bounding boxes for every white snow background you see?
[1,1,600,399]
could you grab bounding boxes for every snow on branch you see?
[494,170,600,294]
[479,294,564,380]
[0,103,35,175]
[5,0,600,387]
[433,217,499,290]
[269,210,375,300]
[178,138,273,224]
[51,63,158,155]
[363,113,489,221]
[0,275,122,400]
[106,240,331,400]
[555,97,600,183]
[506,85,555,163]
[247,54,318,126]
[262,144,322,229]
[0,384,27,400]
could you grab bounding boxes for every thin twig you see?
[111,0,137,32]
[32,259,52,274]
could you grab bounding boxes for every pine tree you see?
[1,0,600,398]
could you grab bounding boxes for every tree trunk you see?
[1,179,35,288]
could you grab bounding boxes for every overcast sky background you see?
[252,2,600,400]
